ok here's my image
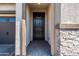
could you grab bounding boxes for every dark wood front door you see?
[33,12,45,40]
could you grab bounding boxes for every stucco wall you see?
[60,3,79,56]
[48,4,53,45]
[0,3,16,11]
[61,3,79,24]
[48,4,55,55]
[26,5,31,47]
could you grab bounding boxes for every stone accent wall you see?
[55,29,60,56]
[60,30,79,56]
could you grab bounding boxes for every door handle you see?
[6,32,9,35]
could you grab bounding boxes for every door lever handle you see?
[6,32,9,35]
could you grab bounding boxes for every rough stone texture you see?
[60,30,79,56]
[55,29,60,56]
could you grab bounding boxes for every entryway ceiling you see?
[28,3,49,9]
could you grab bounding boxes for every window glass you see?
[0,18,8,22]
[0,17,15,22]
[9,17,16,22]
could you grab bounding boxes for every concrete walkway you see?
[27,40,51,56]
[0,44,15,56]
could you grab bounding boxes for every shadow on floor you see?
[27,40,52,56]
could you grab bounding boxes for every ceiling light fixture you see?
[37,3,40,5]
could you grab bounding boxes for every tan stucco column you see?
[49,4,55,56]
[15,3,22,56]
[16,3,26,56]
[22,3,26,56]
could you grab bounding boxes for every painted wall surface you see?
[22,19,26,55]
[61,3,79,24]
[26,5,31,47]
[48,4,51,45]
[16,3,23,55]
[48,4,55,55]
[0,22,15,44]
[0,3,16,11]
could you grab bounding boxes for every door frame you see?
[30,9,48,42]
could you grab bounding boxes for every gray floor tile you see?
[27,40,51,56]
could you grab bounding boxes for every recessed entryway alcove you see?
[16,3,79,56]
[26,3,52,56]
[15,3,60,56]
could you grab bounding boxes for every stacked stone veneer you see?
[60,30,79,56]
[55,29,60,56]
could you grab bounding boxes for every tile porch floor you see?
[27,40,51,56]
